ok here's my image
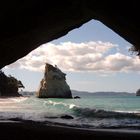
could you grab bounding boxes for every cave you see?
[0,1,140,69]
[0,1,140,140]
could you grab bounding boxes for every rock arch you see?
[0,1,139,68]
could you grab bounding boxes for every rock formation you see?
[0,70,24,97]
[37,63,72,98]
[136,89,140,96]
[74,96,80,99]
[0,1,140,69]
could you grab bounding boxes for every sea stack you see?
[136,89,140,96]
[37,63,72,98]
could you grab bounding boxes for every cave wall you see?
[0,1,139,68]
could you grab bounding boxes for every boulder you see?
[37,63,72,98]
[74,96,80,99]
[60,115,74,119]
[136,89,140,96]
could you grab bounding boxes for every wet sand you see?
[0,121,140,140]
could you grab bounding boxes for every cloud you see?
[5,41,140,73]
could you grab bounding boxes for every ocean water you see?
[0,92,140,129]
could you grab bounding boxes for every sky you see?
[2,20,140,93]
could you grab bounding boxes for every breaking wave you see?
[1,96,140,129]
[72,107,140,119]
[44,100,76,109]
[41,99,140,119]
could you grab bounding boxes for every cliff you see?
[37,63,72,98]
[0,71,24,97]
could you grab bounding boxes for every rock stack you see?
[136,89,140,96]
[37,63,72,98]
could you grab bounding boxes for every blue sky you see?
[3,20,140,93]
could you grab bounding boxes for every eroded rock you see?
[136,89,140,96]
[37,63,72,98]
[0,70,24,97]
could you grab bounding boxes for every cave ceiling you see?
[0,1,139,69]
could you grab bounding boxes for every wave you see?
[44,100,76,109]
[10,97,29,102]
[72,107,140,119]
[0,97,28,103]
[35,99,140,119]
[1,97,140,129]
[41,99,140,119]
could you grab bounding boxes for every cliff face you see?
[37,64,72,98]
[0,71,24,97]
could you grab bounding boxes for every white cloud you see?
[5,41,140,74]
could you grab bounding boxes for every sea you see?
[0,91,140,129]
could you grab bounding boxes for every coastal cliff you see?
[37,63,72,98]
[0,70,24,97]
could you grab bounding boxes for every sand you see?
[0,120,140,140]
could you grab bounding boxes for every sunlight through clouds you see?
[5,41,140,73]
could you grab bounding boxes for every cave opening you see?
[2,19,139,93]
[1,19,140,131]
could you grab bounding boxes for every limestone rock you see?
[37,63,72,98]
[136,89,140,96]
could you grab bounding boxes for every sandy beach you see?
[1,120,140,140]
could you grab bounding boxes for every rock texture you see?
[37,63,72,98]
[0,1,140,69]
[0,71,24,97]
[136,89,140,96]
